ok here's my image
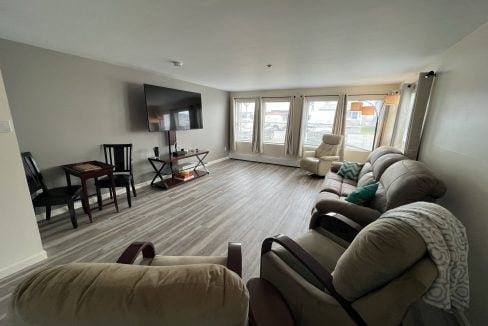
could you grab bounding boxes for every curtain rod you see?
[301,94,339,97]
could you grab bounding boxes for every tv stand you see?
[148,150,209,190]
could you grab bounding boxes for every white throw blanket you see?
[380,202,469,312]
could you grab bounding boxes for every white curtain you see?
[332,94,347,160]
[251,97,263,153]
[229,97,237,151]
[404,72,436,159]
[392,83,417,151]
[284,96,304,157]
[373,104,388,149]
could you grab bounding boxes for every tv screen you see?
[144,84,203,131]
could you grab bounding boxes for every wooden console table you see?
[148,150,209,190]
[62,161,119,223]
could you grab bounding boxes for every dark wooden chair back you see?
[21,152,48,194]
[103,144,133,174]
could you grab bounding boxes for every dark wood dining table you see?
[62,160,119,223]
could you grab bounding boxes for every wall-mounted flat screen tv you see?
[144,84,203,131]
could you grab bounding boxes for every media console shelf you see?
[148,150,209,190]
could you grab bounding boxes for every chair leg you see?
[109,188,113,199]
[67,200,78,229]
[131,178,137,197]
[45,205,51,220]
[126,184,132,208]
[95,184,103,211]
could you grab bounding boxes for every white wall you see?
[0,38,229,191]
[0,70,46,279]
[230,84,399,165]
[419,21,488,325]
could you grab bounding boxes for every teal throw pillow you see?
[337,161,364,181]
[345,182,379,205]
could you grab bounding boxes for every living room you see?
[1,1,488,325]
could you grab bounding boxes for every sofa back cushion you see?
[366,146,402,165]
[369,160,447,212]
[357,147,404,187]
[332,217,426,301]
[9,263,249,326]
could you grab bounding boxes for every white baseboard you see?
[229,152,300,167]
[35,156,230,221]
[0,250,47,280]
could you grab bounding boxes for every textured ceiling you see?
[1,0,488,91]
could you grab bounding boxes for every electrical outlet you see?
[0,120,12,133]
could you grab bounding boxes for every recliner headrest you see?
[322,134,343,145]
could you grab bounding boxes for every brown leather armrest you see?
[261,235,366,325]
[116,242,156,264]
[227,242,242,277]
[247,278,295,326]
[310,212,363,242]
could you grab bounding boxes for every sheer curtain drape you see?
[251,97,263,153]
[229,97,237,151]
[332,94,347,160]
[285,96,304,157]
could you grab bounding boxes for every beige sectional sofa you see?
[310,146,447,241]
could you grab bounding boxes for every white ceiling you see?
[1,0,488,91]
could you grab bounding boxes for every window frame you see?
[302,95,339,147]
[344,95,385,152]
[234,98,256,143]
[262,97,292,145]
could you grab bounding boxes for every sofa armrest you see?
[247,278,295,326]
[314,198,381,227]
[302,150,316,158]
[261,235,366,325]
[319,155,340,162]
[330,161,343,173]
[117,242,156,264]
[310,211,363,243]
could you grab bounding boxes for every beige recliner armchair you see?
[248,204,438,326]
[300,134,343,176]
[9,242,249,326]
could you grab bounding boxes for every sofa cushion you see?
[10,263,249,326]
[332,218,426,301]
[357,171,376,188]
[372,153,407,180]
[358,162,372,180]
[369,160,447,212]
[273,230,346,289]
[345,183,379,205]
[337,161,364,181]
[367,146,402,165]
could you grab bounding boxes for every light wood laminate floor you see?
[0,159,324,322]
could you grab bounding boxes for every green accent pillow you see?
[345,182,379,205]
[337,161,364,181]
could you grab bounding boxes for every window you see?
[345,98,384,151]
[303,97,338,146]
[235,99,255,142]
[263,98,291,144]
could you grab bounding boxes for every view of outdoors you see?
[236,99,255,142]
[263,100,291,144]
[345,100,383,151]
[303,99,338,146]
[235,97,383,151]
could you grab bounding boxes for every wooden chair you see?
[95,144,136,208]
[21,152,82,229]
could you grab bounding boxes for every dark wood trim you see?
[247,278,295,326]
[116,242,156,264]
[226,242,242,277]
[310,212,362,242]
[261,235,366,326]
